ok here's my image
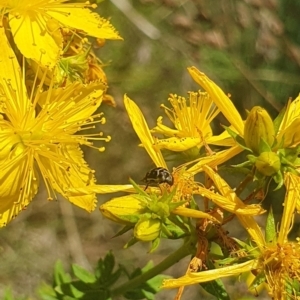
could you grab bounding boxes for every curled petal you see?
[172,207,220,223]
[162,259,259,288]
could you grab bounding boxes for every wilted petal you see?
[162,259,259,288]
[172,207,220,223]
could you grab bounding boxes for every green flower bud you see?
[100,195,146,224]
[255,152,281,176]
[134,218,161,242]
[244,106,275,154]
[60,52,89,74]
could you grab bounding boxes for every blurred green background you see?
[2,0,300,299]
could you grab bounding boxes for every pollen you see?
[262,241,300,298]
[172,168,195,202]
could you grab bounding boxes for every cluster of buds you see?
[100,183,188,252]
[231,105,300,188]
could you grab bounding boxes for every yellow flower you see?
[182,67,245,174]
[97,96,222,227]
[188,67,244,136]
[276,95,300,148]
[1,0,122,67]
[185,67,300,177]
[163,172,300,299]
[151,91,235,152]
[0,36,109,226]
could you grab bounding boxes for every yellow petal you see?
[162,259,259,288]
[237,215,265,250]
[196,187,265,216]
[47,8,122,40]
[203,165,266,248]
[0,121,21,159]
[0,143,39,227]
[151,121,180,136]
[124,95,167,168]
[172,207,220,223]
[277,172,299,244]
[38,81,106,129]
[187,145,243,175]
[0,27,29,115]
[153,136,200,152]
[39,144,97,212]
[188,67,244,136]
[9,13,61,68]
[276,118,300,148]
[88,185,135,194]
[207,130,236,147]
[278,95,300,133]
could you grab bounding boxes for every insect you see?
[142,167,174,190]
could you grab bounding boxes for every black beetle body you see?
[142,167,174,190]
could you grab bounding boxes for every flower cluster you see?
[2,2,300,299]
[0,0,121,226]
[98,66,300,299]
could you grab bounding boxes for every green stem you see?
[111,237,196,297]
[235,173,253,197]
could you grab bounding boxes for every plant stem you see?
[235,173,253,197]
[111,237,196,297]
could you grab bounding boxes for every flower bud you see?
[244,106,275,154]
[134,218,161,241]
[60,52,89,77]
[255,152,281,176]
[100,195,146,224]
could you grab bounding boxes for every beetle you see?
[142,167,174,190]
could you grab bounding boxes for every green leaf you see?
[124,236,139,248]
[37,282,58,300]
[55,282,84,298]
[247,154,257,164]
[149,237,160,253]
[286,278,300,297]
[112,225,134,238]
[124,262,170,300]
[95,251,122,287]
[273,171,284,190]
[56,281,111,300]
[273,104,286,135]
[265,206,276,243]
[101,268,123,287]
[258,138,272,153]
[161,222,186,239]
[72,264,96,284]
[248,272,265,291]
[3,288,14,300]
[224,126,251,152]
[53,260,72,286]
[103,251,116,277]
[129,178,150,197]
